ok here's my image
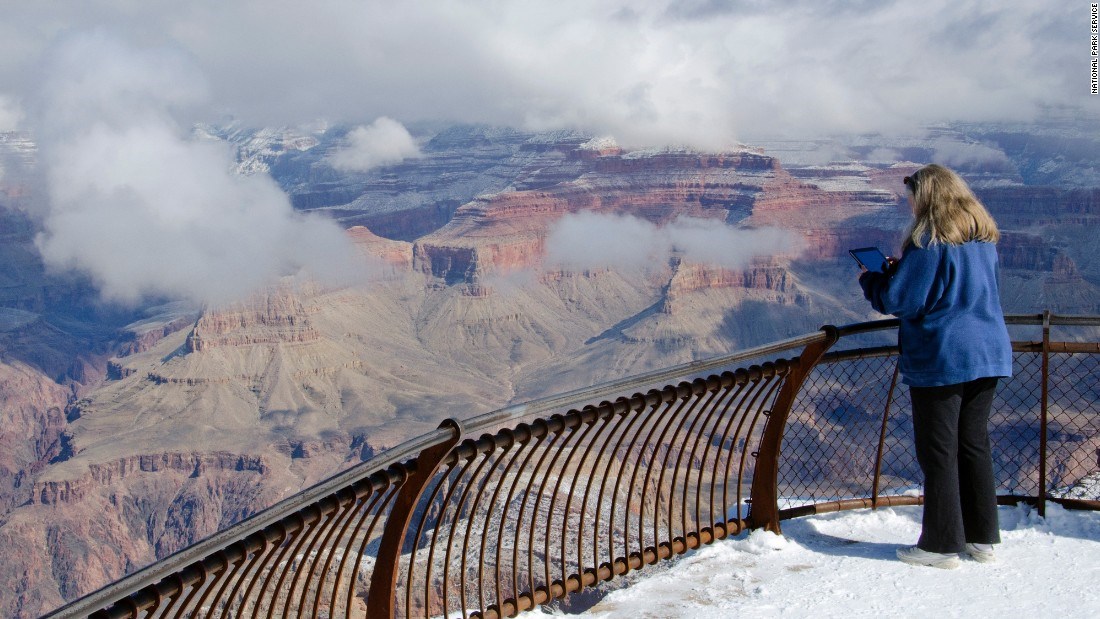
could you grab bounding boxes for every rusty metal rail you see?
[46,312,1100,618]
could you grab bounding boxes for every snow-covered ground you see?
[527,503,1100,618]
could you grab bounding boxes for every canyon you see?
[0,121,1098,617]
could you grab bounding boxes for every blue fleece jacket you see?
[858,241,1012,387]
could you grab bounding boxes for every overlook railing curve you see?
[47,312,1100,619]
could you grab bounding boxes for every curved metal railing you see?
[46,312,1100,618]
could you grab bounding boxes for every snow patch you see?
[580,136,619,151]
[522,504,1100,618]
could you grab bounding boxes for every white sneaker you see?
[896,545,961,569]
[964,543,996,563]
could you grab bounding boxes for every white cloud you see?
[31,32,365,306]
[327,117,421,172]
[0,2,1086,149]
[665,217,802,268]
[931,139,1012,168]
[866,148,904,163]
[544,211,666,273]
[543,212,800,273]
[0,95,22,131]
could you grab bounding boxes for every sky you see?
[0,1,1089,145]
[0,1,1092,305]
[522,503,1100,618]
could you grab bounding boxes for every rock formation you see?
[185,288,321,352]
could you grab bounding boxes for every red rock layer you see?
[347,225,414,268]
[750,171,854,221]
[978,187,1100,226]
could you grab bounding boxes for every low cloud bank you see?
[0,3,1083,151]
[543,212,800,273]
[327,117,422,172]
[28,32,364,306]
[931,139,1013,169]
[0,95,22,132]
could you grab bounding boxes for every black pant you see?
[909,377,1001,553]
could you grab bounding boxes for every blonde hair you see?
[902,164,1000,250]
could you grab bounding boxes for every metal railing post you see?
[748,326,839,534]
[366,418,463,617]
[1039,310,1051,517]
[871,363,901,509]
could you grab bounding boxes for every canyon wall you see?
[1,125,1098,617]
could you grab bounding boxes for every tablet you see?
[849,247,888,272]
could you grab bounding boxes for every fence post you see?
[749,326,839,534]
[871,363,901,509]
[366,418,463,617]
[1039,310,1051,518]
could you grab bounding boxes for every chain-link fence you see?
[782,344,1100,513]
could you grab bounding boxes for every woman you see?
[858,163,1013,569]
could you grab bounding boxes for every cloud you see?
[0,95,22,131]
[30,32,365,306]
[931,139,1012,168]
[327,117,421,172]
[543,212,800,273]
[0,2,1086,149]
[665,217,802,268]
[544,212,666,273]
[865,147,905,163]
